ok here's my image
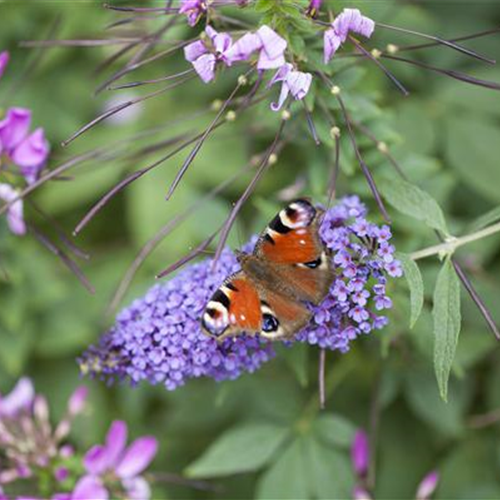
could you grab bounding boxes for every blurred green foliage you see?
[1,1,500,498]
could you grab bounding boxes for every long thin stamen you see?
[212,117,288,266]
[28,224,94,294]
[376,22,496,65]
[108,69,194,90]
[348,36,409,96]
[165,72,252,201]
[319,349,326,409]
[382,54,500,90]
[108,169,247,314]
[62,75,195,147]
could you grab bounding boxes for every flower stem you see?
[410,220,500,261]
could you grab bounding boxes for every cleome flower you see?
[77,420,158,500]
[80,196,401,391]
[324,8,376,63]
[268,63,313,111]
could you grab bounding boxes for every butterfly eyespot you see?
[262,313,280,333]
[303,258,321,269]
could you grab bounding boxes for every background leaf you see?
[398,253,424,328]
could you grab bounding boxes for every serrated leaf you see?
[397,253,424,328]
[433,259,461,402]
[379,177,449,234]
[186,422,289,478]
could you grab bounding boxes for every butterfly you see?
[202,199,334,341]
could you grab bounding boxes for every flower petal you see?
[122,476,151,500]
[67,386,88,416]
[115,437,158,479]
[256,25,287,61]
[224,32,261,65]
[351,429,370,477]
[104,420,128,467]
[0,377,34,416]
[72,475,109,500]
[0,107,31,151]
[11,128,50,185]
[83,445,109,475]
[416,471,440,500]
[287,71,312,100]
[184,40,208,62]
[324,28,342,63]
[192,53,216,83]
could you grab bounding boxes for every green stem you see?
[410,220,500,261]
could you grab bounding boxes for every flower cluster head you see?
[0,51,50,236]
[80,196,402,391]
[0,378,87,496]
[0,379,157,500]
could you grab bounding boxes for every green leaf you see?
[304,437,354,499]
[186,422,289,478]
[433,259,461,401]
[279,343,309,387]
[379,177,449,234]
[469,205,500,232]
[397,253,424,328]
[313,414,357,449]
[445,116,500,204]
[256,438,309,500]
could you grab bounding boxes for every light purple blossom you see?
[81,420,157,500]
[351,430,370,477]
[324,8,375,63]
[416,471,439,500]
[306,0,322,17]
[0,108,50,185]
[0,51,9,80]
[179,0,206,27]
[80,196,401,389]
[0,377,34,417]
[269,63,312,111]
[185,25,287,83]
[0,183,26,235]
[353,486,373,500]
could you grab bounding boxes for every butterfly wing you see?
[254,198,333,304]
[201,272,263,340]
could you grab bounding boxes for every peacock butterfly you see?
[202,199,334,341]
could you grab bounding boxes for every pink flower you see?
[0,51,9,80]
[184,26,233,83]
[268,63,312,111]
[0,108,50,185]
[416,471,440,500]
[351,429,370,477]
[0,183,26,235]
[324,8,375,63]
[81,420,157,500]
[353,486,373,500]
[184,25,287,83]
[225,25,287,70]
[0,377,34,416]
[179,0,207,27]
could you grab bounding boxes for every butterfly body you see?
[202,199,334,341]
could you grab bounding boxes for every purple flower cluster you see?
[80,196,401,391]
[296,196,402,351]
[0,51,50,236]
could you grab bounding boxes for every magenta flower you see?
[351,429,370,477]
[81,420,157,500]
[416,471,439,500]
[179,0,207,27]
[0,108,50,185]
[0,183,26,235]
[0,51,9,80]
[352,486,373,500]
[268,63,312,111]
[0,377,34,417]
[324,8,375,63]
